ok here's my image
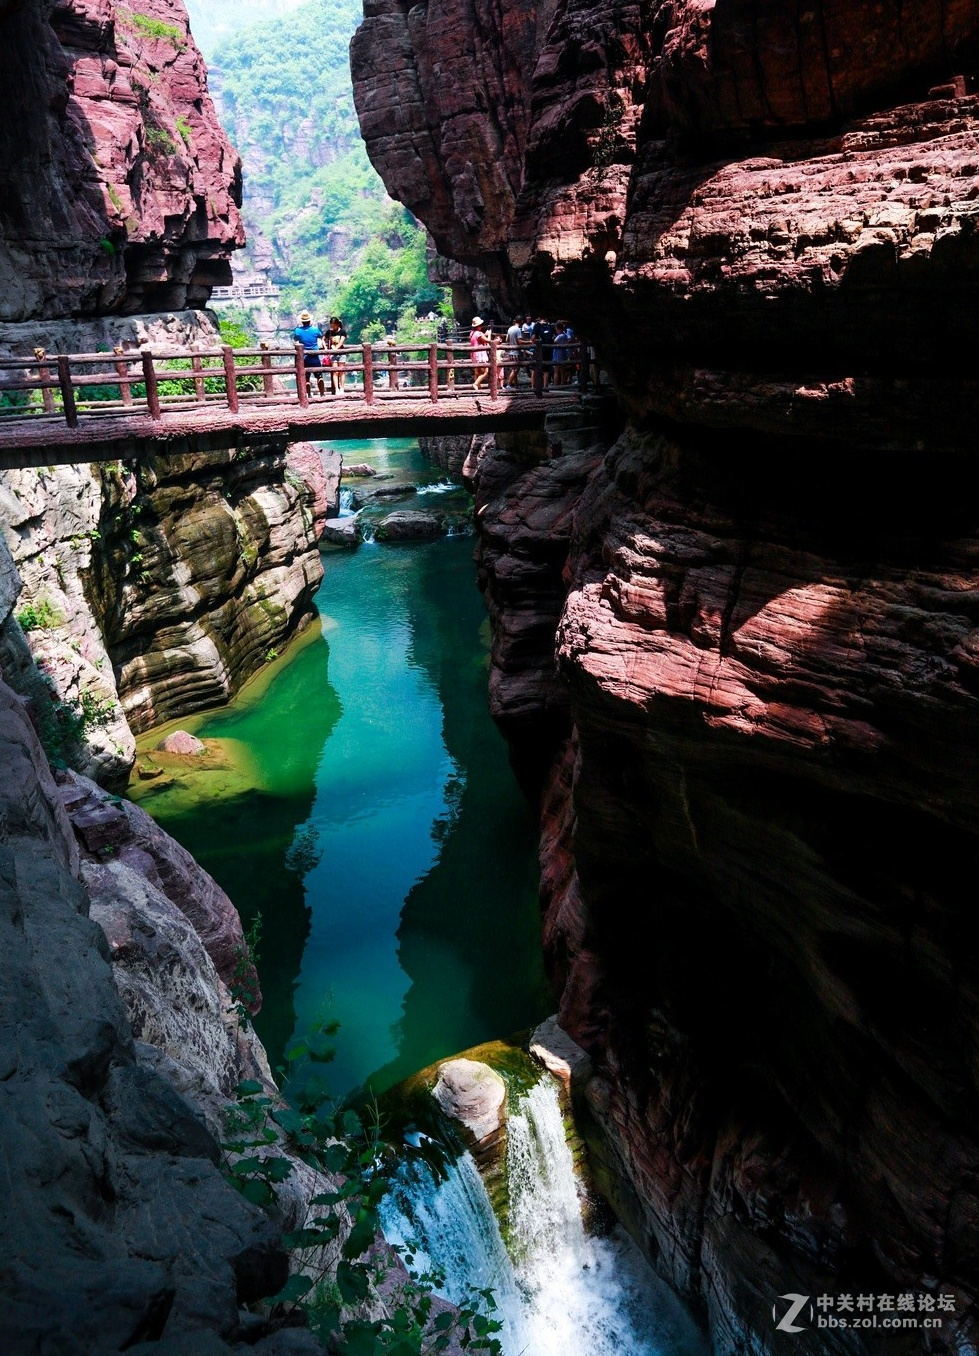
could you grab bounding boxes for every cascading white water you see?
[381,1148,522,1321]
[338,486,356,515]
[381,1077,706,1356]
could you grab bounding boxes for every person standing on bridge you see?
[469,317,490,391]
[293,310,326,398]
[327,316,348,394]
[505,316,523,388]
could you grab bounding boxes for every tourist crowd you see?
[291,310,592,396]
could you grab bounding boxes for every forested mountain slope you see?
[186,0,442,335]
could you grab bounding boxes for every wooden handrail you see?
[260,343,275,398]
[113,348,133,406]
[294,343,309,408]
[0,338,592,427]
[222,346,239,413]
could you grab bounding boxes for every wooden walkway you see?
[0,338,589,468]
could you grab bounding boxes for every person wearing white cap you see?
[293,310,325,397]
[469,316,490,391]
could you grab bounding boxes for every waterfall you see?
[381,1078,705,1356]
[381,1148,521,1319]
[338,487,356,516]
[415,480,458,495]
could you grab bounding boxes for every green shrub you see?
[146,127,178,156]
[125,11,185,46]
[175,114,192,147]
[35,686,116,768]
[16,598,63,631]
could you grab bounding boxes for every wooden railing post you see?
[222,345,239,413]
[56,354,78,428]
[533,341,544,398]
[191,353,206,402]
[113,346,133,405]
[577,340,589,392]
[489,338,499,399]
[362,344,374,404]
[388,346,397,392]
[294,343,309,407]
[141,349,161,420]
[260,342,274,398]
[34,347,55,414]
[428,344,438,402]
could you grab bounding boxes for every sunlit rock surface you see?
[0,669,291,1352]
[0,0,242,321]
[0,436,334,779]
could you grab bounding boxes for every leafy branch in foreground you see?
[222,1031,503,1354]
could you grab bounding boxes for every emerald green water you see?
[130,439,550,1098]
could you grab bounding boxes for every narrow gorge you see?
[2,0,979,1353]
[351,1,979,1352]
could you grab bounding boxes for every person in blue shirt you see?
[293,310,325,397]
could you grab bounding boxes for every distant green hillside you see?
[183,0,305,62]
[190,0,446,338]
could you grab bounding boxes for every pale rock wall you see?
[0,440,338,781]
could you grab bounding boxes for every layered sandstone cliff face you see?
[0,0,242,320]
[0,431,338,784]
[357,3,979,1351]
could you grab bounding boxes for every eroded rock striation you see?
[0,434,338,781]
[357,2,979,1350]
[0,0,242,321]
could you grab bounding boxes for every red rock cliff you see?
[356,3,979,1351]
[0,0,242,320]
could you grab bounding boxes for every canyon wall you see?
[356,3,979,1351]
[0,6,337,784]
[0,0,241,321]
[0,535,326,1354]
[0,424,337,784]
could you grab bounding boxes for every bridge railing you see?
[0,339,590,428]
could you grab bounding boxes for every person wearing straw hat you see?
[293,310,325,397]
[469,316,490,391]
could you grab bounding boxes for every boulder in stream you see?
[362,481,417,500]
[321,517,362,547]
[530,1015,592,1092]
[375,511,445,543]
[157,730,205,756]
[342,462,377,477]
[432,1059,506,1144]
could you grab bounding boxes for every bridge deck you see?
[0,390,579,469]
[0,337,588,468]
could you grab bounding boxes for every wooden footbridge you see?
[0,338,590,469]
